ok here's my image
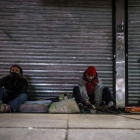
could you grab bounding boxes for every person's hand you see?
[85,100,91,105]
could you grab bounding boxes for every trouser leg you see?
[7,93,28,112]
[73,86,84,104]
[88,95,94,104]
[102,87,115,105]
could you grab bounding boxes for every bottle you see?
[64,94,68,100]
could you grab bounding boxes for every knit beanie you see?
[86,66,96,76]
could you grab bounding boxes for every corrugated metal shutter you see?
[0,0,113,100]
[128,0,140,105]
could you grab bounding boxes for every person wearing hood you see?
[73,66,119,113]
[0,65,28,113]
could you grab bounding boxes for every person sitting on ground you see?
[0,65,28,113]
[73,66,120,113]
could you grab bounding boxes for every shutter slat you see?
[128,0,140,105]
[0,0,113,100]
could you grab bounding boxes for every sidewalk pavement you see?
[0,113,140,140]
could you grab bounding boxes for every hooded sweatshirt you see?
[0,66,28,103]
[78,67,103,104]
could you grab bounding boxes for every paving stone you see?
[0,113,69,120]
[0,128,66,140]
[0,114,68,128]
[68,114,140,129]
[68,129,140,140]
[122,115,140,120]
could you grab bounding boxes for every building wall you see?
[0,0,113,100]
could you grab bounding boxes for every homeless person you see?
[0,65,28,113]
[73,66,120,113]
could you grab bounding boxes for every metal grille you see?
[128,0,140,105]
[0,0,113,100]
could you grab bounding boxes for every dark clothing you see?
[73,86,84,104]
[0,87,28,112]
[102,87,115,104]
[73,86,115,106]
[0,75,28,103]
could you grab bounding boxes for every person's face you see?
[86,75,95,81]
[11,66,21,76]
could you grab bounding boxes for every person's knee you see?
[18,93,28,101]
[0,87,5,100]
[103,87,112,96]
[103,87,110,92]
[73,86,80,92]
[0,87,4,93]
[73,86,80,97]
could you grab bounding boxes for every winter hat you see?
[86,66,96,76]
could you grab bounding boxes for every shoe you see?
[78,103,84,110]
[0,104,11,113]
[108,105,120,114]
[78,103,90,113]
[84,105,95,110]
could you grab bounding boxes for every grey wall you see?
[0,0,113,100]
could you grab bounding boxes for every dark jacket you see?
[0,75,28,103]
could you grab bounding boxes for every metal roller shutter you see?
[0,0,113,100]
[128,0,140,105]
